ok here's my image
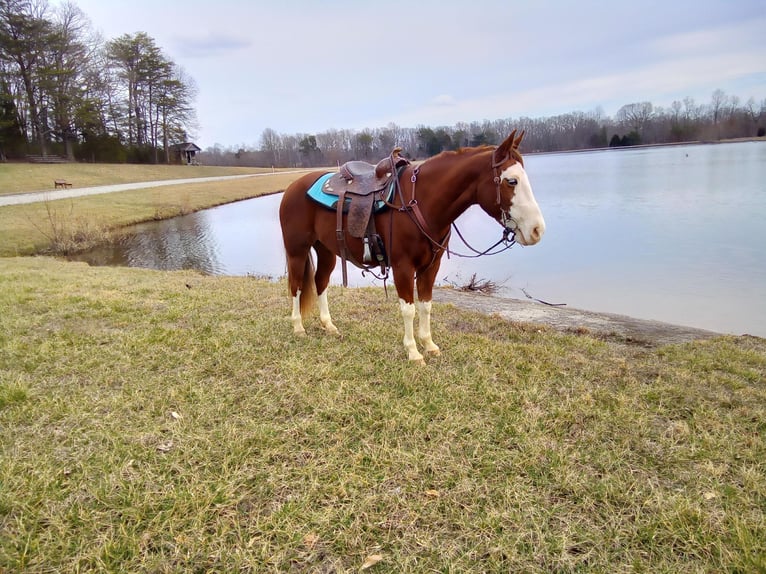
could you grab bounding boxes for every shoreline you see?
[525,135,766,156]
[432,288,727,347]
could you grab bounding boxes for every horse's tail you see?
[299,251,317,319]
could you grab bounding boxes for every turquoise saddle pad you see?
[306,172,394,213]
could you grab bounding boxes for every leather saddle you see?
[321,148,409,285]
[322,147,409,237]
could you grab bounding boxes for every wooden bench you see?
[54,179,73,189]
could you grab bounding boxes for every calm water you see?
[72,142,766,337]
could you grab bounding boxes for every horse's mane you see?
[421,144,523,167]
[420,145,491,166]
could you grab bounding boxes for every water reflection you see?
[73,213,222,274]
[71,142,766,337]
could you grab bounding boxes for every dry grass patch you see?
[0,257,764,572]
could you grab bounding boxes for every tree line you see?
[0,0,197,162]
[2,1,763,167]
[202,89,766,168]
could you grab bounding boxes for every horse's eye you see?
[505,177,518,186]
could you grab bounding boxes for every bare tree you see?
[744,97,765,136]
[259,127,281,166]
[709,89,727,126]
[616,101,654,135]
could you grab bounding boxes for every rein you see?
[449,221,516,258]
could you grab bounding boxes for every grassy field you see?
[0,163,765,571]
[0,257,764,572]
[0,162,278,195]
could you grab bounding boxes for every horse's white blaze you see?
[417,300,440,355]
[318,289,338,334]
[399,299,424,362]
[501,163,545,245]
[291,290,305,334]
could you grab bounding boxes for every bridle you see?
[490,146,521,245]
[395,145,520,260]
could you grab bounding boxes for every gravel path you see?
[0,171,310,207]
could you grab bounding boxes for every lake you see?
[72,141,766,337]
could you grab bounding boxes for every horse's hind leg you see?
[314,241,339,335]
[286,252,315,336]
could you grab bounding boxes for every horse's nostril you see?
[531,226,541,242]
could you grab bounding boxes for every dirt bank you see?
[432,288,722,347]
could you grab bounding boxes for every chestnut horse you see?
[279,130,545,362]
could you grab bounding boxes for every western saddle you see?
[321,147,410,285]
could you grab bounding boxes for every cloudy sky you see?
[69,0,766,149]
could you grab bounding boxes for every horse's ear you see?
[495,130,517,159]
[513,130,525,149]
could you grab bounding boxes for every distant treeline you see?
[201,90,765,168]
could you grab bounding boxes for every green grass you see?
[1,257,764,572]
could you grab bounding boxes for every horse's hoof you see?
[294,329,307,338]
[412,358,426,366]
[426,348,441,357]
[322,325,340,336]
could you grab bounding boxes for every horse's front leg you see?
[415,259,442,356]
[317,290,338,335]
[399,299,424,363]
[416,300,440,356]
[394,265,424,363]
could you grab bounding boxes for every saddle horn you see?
[375,147,404,179]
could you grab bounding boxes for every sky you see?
[67,0,766,149]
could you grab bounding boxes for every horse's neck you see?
[412,150,490,231]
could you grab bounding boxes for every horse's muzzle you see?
[517,221,545,246]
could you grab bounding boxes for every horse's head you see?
[482,130,545,246]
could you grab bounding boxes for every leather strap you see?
[336,189,348,286]
[398,166,449,252]
[491,149,509,205]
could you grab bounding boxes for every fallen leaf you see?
[157,440,174,453]
[303,533,319,549]
[170,411,182,420]
[361,554,383,570]
[703,491,717,501]
[425,489,441,498]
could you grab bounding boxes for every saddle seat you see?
[323,147,407,197]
